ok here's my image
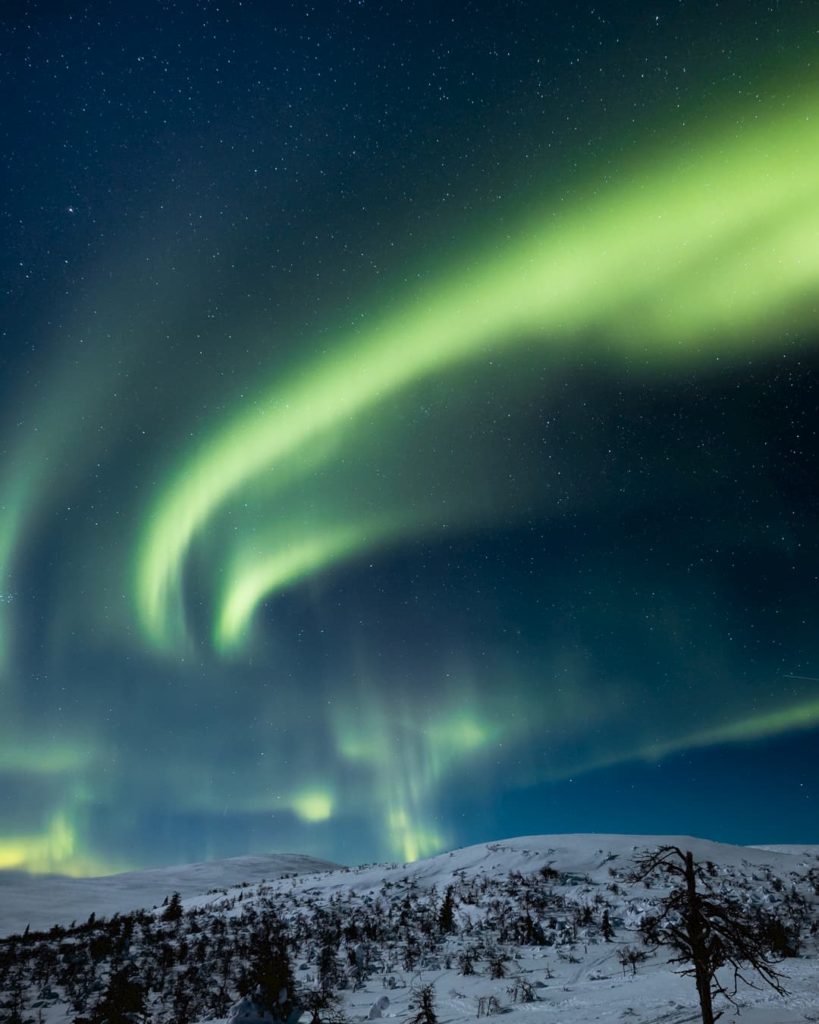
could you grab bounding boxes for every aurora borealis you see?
[1,1,818,875]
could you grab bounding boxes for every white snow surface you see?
[191,833,815,908]
[751,845,819,859]
[0,852,338,937]
[3,834,818,1024]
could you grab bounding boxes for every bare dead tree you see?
[630,846,786,1024]
[616,945,649,976]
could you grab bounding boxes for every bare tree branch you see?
[628,846,788,1024]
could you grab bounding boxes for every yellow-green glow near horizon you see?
[0,813,120,877]
[290,789,334,823]
[137,89,819,654]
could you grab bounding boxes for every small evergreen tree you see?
[240,922,298,1022]
[90,967,145,1024]
[457,950,475,976]
[754,911,800,959]
[401,940,420,973]
[317,940,341,995]
[161,893,183,924]
[487,950,508,980]
[408,984,436,1024]
[438,887,456,935]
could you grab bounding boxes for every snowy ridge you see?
[0,853,339,937]
[751,845,819,859]
[184,833,815,911]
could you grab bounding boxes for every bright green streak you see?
[216,505,466,650]
[645,697,819,757]
[136,91,819,652]
[216,525,371,651]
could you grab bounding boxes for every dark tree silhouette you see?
[457,949,475,976]
[438,887,456,935]
[408,983,437,1024]
[302,985,347,1024]
[90,966,145,1024]
[487,949,508,980]
[630,846,787,1024]
[161,893,183,924]
[754,910,801,959]
[617,945,649,976]
[240,920,298,1022]
[2,976,26,1024]
[317,939,342,995]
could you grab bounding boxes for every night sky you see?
[1,1,818,876]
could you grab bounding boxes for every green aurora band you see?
[2,76,819,874]
[136,88,819,656]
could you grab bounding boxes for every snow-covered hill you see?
[7,833,802,939]
[1,835,817,1024]
[279,832,816,898]
[0,852,339,937]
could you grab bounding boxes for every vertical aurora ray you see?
[331,680,504,862]
[136,88,819,655]
[2,4,819,876]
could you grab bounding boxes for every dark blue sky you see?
[0,0,817,874]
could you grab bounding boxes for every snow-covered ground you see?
[0,852,338,937]
[1,835,817,1024]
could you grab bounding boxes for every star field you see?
[0,1,817,874]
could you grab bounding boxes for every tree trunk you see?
[684,851,715,1024]
[695,963,715,1024]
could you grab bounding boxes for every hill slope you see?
[1,835,817,1024]
[0,852,339,937]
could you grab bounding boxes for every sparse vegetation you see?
[0,842,815,1024]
